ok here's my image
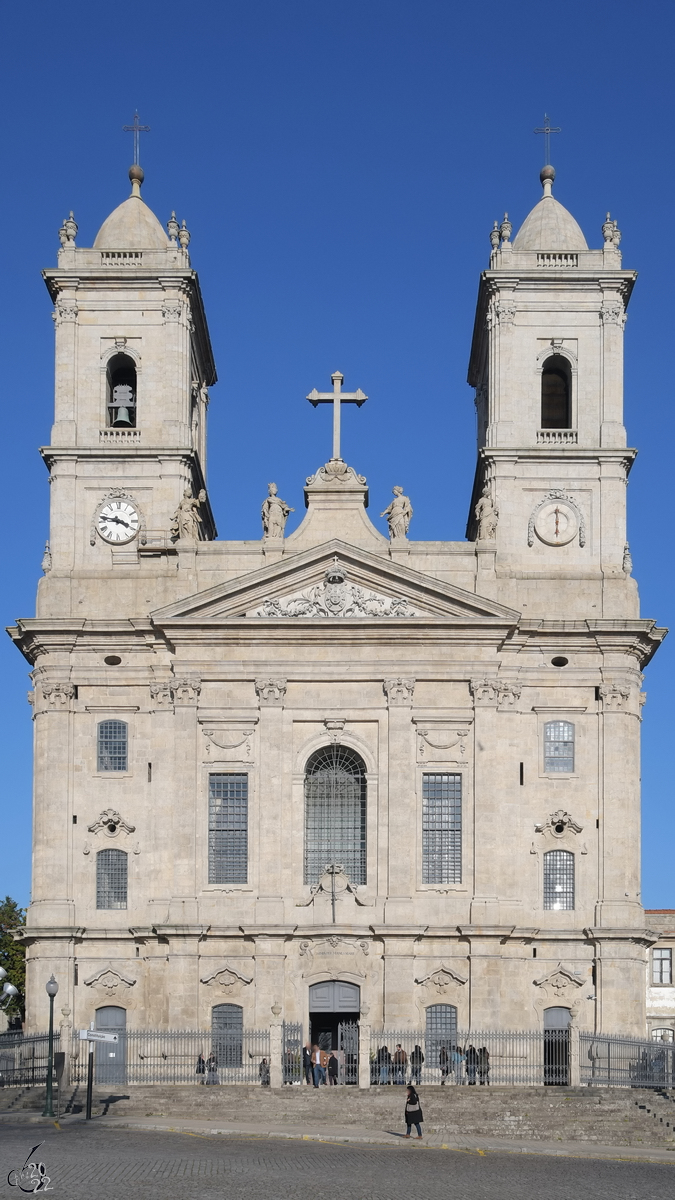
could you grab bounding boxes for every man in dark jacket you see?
[327,1052,339,1085]
[302,1042,312,1085]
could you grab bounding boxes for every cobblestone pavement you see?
[0,1120,672,1200]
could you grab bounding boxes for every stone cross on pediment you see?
[307,371,367,462]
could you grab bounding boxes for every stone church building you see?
[11,159,665,1048]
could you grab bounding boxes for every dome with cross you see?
[94,166,169,251]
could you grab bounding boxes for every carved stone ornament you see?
[416,726,469,762]
[253,561,420,619]
[170,487,206,541]
[162,299,183,322]
[41,542,52,574]
[598,683,631,710]
[415,964,468,993]
[171,677,201,705]
[527,490,586,549]
[261,482,294,540]
[53,299,78,325]
[324,718,346,743]
[380,486,413,541]
[200,965,253,993]
[534,964,585,997]
[84,966,136,996]
[88,808,136,837]
[203,728,255,759]
[41,683,76,708]
[475,485,499,541]
[306,460,366,487]
[383,678,415,706]
[255,678,287,706]
[600,301,627,329]
[296,864,366,909]
[535,809,583,838]
[149,682,172,708]
[299,936,370,957]
[470,678,520,708]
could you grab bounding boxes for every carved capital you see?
[53,299,78,325]
[41,683,75,708]
[255,678,287,706]
[470,678,500,706]
[171,677,201,705]
[149,682,173,709]
[598,683,631,711]
[600,302,627,329]
[383,677,415,706]
[162,299,183,322]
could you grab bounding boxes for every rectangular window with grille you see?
[544,721,574,773]
[422,773,462,884]
[97,720,128,772]
[653,948,673,985]
[96,849,128,909]
[543,849,574,910]
[209,774,248,884]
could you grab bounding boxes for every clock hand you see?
[107,515,131,529]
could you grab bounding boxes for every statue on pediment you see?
[381,486,412,540]
[261,482,294,539]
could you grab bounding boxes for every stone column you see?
[254,679,286,923]
[468,678,502,926]
[358,1007,371,1089]
[165,675,202,1028]
[269,1017,283,1089]
[30,679,76,929]
[596,679,643,927]
[568,1025,581,1086]
[383,678,415,923]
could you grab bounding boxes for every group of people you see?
[302,1042,340,1087]
[373,1043,490,1086]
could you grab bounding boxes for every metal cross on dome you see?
[534,114,561,165]
[307,371,367,461]
[123,111,150,166]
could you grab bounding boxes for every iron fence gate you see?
[338,1021,359,1084]
[71,1028,270,1086]
[282,1021,303,1084]
[0,1033,59,1088]
[581,1033,675,1088]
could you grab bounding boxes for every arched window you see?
[544,721,574,773]
[652,1028,675,1043]
[211,1003,243,1068]
[425,1004,458,1069]
[106,352,137,427]
[543,850,574,910]
[96,848,128,909]
[304,745,366,887]
[541,354,571,429]
[97,720,128,771]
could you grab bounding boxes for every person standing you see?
[377,1044,392,1085]
[466,1044,478,1085]
[327,1051,339,1085]
[259,1057,270,1086]
[404,1084,424,1139]
[439,1043,450,1085]
[195,1053,206,1084]
[205,1052,219,1085]
[303,1042,313,1085]
[478,1046,490,1085]
[312,1044,326,1087]
[393,1043,408,1084]
[410,1044,424,1085]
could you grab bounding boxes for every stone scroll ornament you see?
[253,560,420,618]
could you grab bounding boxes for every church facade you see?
[11,160,665,1045]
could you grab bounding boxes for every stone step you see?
[2,1084,674,1147]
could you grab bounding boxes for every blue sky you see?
[1,0,672,909]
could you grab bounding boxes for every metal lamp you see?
[42,975,59,1117]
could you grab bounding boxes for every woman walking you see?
[404,1084,424,1139]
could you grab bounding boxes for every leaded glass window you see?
[652,1028,675,1043]
[97,720,128,772]
[653,948,673,985]
[425,1004,457,1068]
[304,745,366,887]
[422,773,462,884]
[544,721,574,773]
[96,848,128,909]
[208,774,248,884]
[543,849,574,910]
[211,1003,243,1068]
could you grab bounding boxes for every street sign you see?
[78,1030,118,1043]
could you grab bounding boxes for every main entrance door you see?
[95,1006,127,1085]
[309,981,360,1049]
[544,1006,570,1085]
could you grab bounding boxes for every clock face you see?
[97,499,139,544]
[533,500,578,547]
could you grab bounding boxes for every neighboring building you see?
[10,158,666,1045]
[645,912,675,1042]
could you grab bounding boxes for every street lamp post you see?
[42,975,59,1118]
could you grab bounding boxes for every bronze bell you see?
[112,384,134,427]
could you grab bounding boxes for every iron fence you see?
[0,1032,59,1088]
[581,1032,675,1089]
[282,1021,303,1084]
[70,1028,270,1086]
[369,1029,571,1087]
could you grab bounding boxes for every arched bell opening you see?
[106,352,137,427]
[541,354,571,429]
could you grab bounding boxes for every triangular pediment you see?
[151,541,520,625]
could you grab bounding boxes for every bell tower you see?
[467,165,637,619]
[41,164,216,594]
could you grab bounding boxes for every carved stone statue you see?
[475,485,499,541]
[171,487,206,541]
[380,486,412,540]
[261,482,294,539]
